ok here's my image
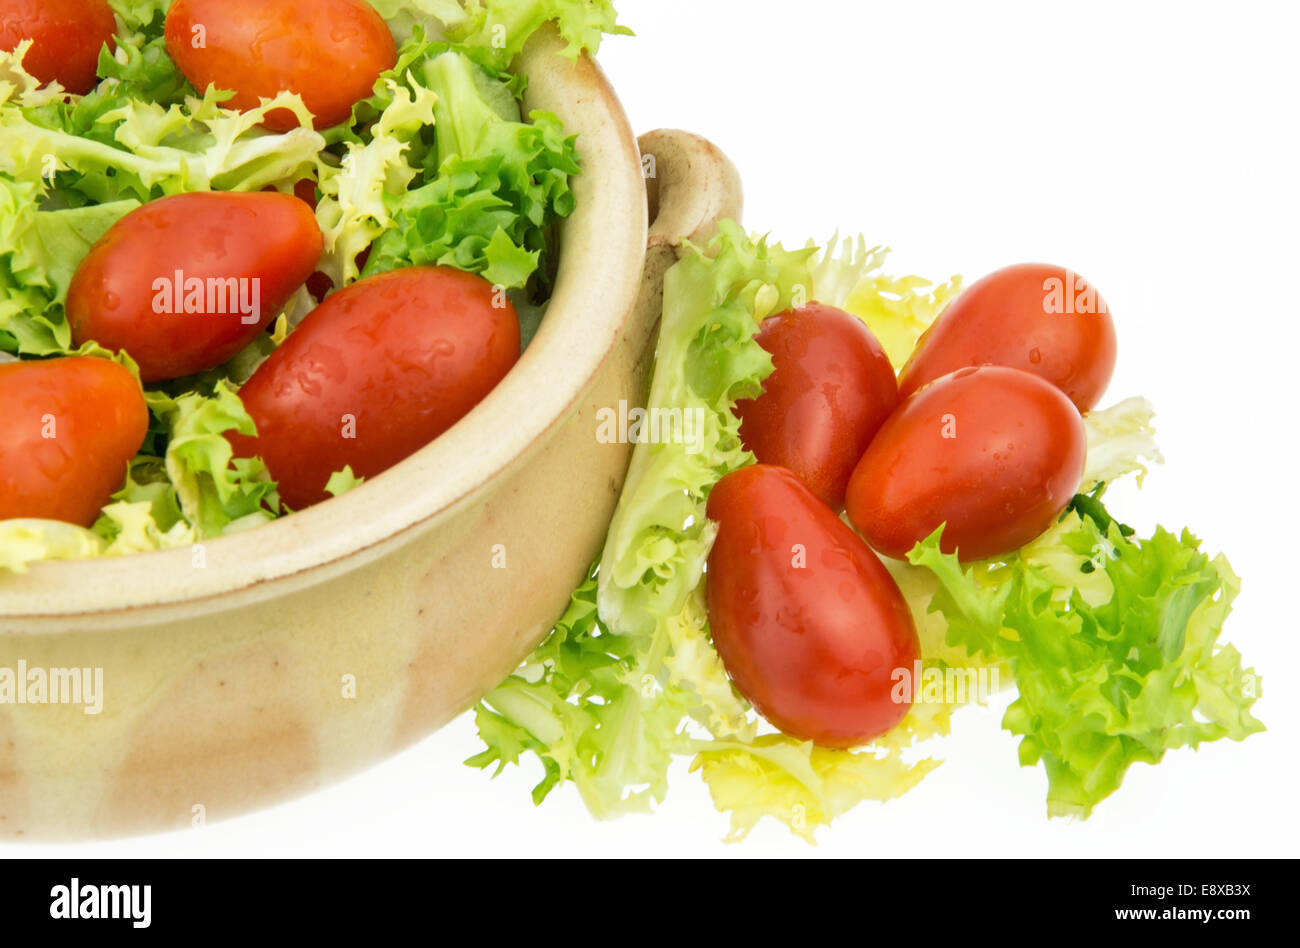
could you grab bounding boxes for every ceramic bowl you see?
[0,27,743,841]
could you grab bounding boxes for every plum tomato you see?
[898,263,1117,412]
[165,0,397,131]
[846,365,1086,562]
[227,266,521,510]
[66,191,323,383]
[0,357,148,527]
[0,0,117,95]
[736,303,898,509]
[706,464,921,748]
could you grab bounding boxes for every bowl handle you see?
[622,130,744,361]
[641,129,744,253]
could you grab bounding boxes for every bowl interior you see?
[0,32,647,620]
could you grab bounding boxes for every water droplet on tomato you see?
[331,20,360,42]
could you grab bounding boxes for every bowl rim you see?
[0,31,648,621]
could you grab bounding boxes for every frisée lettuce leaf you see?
[908,499,1264,819]
[1081,396,1163,489]
[367,0,633,59]
[1,84,323,204]
[141,383,282,538]
[0,176,139,355]
[361,49,579,289]
[0,519,107,574]
[809,233,963,370]
[445,0,632,70]
[96,1,191,109]
[594,223,811,635]
[314,72,440,288]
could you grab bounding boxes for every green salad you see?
[0,0,626,567]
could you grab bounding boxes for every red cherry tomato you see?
[0,357,148,527]
[706,464,920,747]
[228,266,520,510]
[898,263,1117,412]
[164,0,396,131]
[736,303,898,509]
[66,192,323,383]
[846,365,1086,562]
[0,0,116,95]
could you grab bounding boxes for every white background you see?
[9,0,1299,858]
